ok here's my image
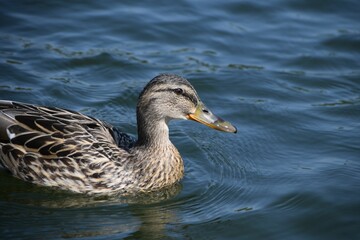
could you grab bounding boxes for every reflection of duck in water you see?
[0,74,236,195]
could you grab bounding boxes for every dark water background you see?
[0,0,359,239]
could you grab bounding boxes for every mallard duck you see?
[0,74,236,195]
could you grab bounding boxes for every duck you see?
[0,74,236,195]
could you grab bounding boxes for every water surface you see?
[0,0,359,239]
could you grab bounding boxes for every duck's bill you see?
[186,103,237,133]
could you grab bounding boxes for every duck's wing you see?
[0,100,131,192]
[0,100,118,144]
[107,125,136,151]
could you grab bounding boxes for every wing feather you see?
[0,100,136,193]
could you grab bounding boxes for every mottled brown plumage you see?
[0,74,236,195]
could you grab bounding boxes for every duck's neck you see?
[133,112,184,190]
[135,106,173,147]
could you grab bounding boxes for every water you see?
[0,0,359,239]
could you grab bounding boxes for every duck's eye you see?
[174,88,184,95]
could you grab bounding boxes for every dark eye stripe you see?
[154,88,198,105]
[182,92,198,105]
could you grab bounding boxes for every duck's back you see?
[0,100,133,193]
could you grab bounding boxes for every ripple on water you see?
[171,124,273,224]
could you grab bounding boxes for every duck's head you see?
[137,74,237,133]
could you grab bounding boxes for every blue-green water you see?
[0,0,359,239]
